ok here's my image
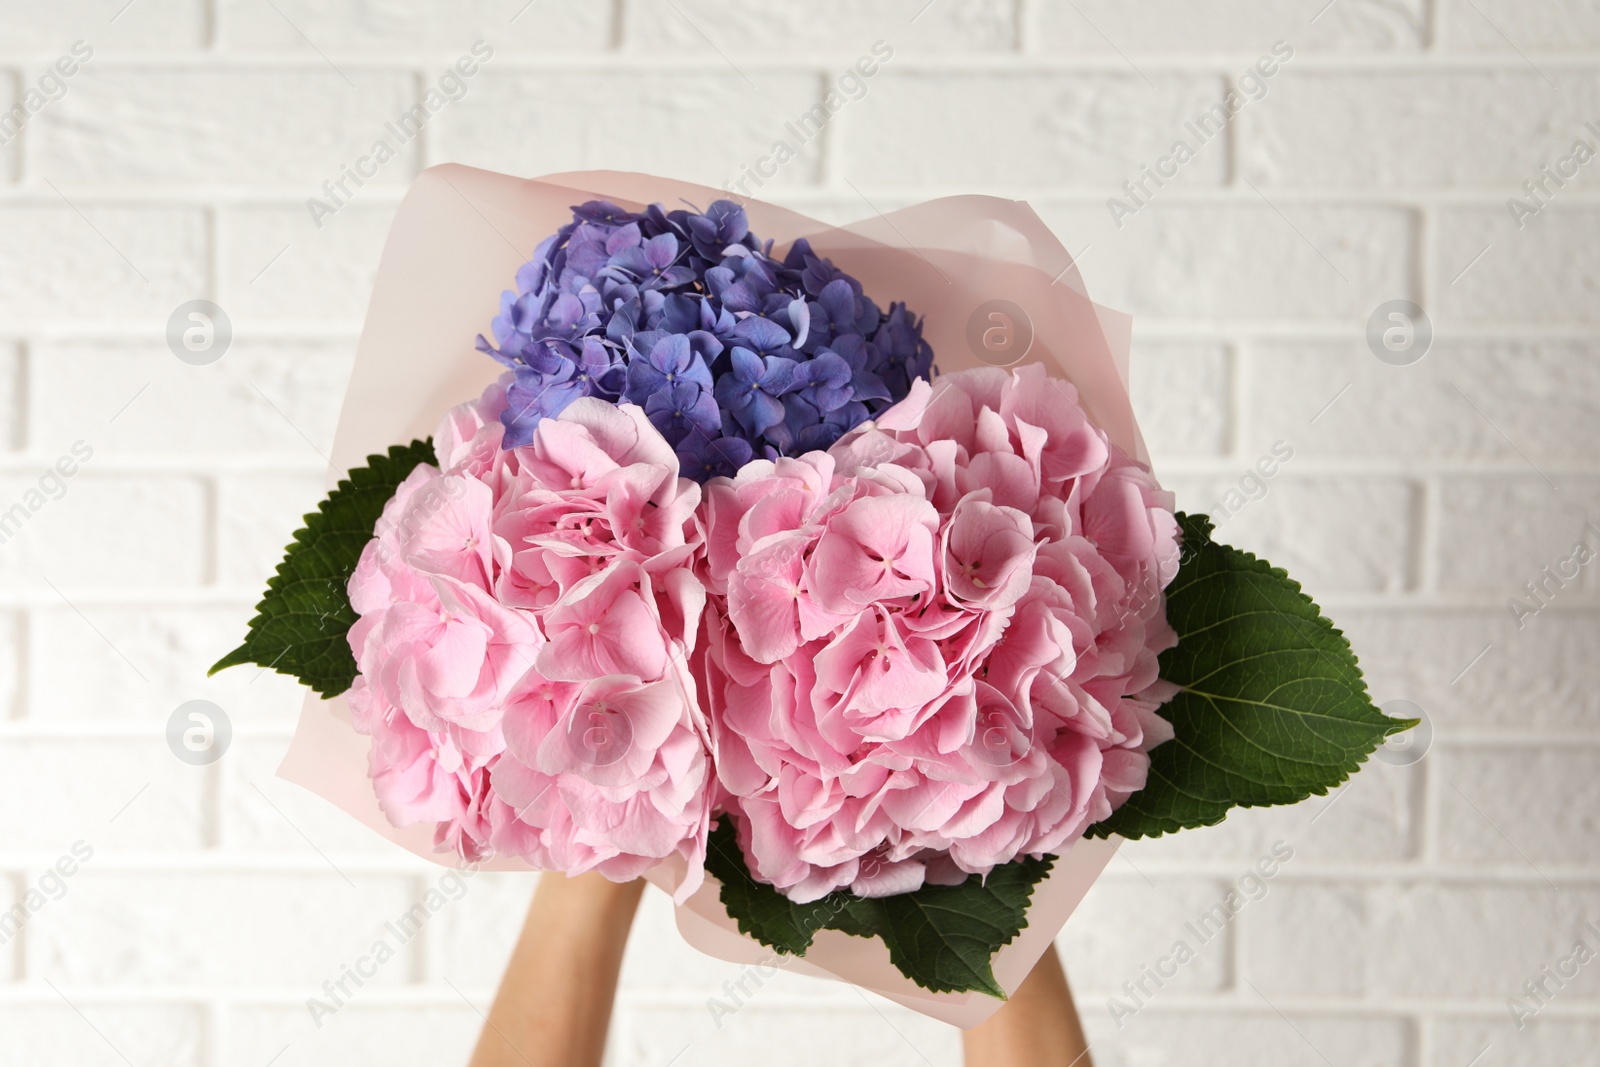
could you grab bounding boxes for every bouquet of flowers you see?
[214,168,1412,1025]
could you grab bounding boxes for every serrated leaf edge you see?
[1087,512,1414,841]
[207,439,436,697]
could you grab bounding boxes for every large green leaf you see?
[703,818,854,956]
[705,817,1052,998]
[209,440,437,697]
[839,856,1053,998]
[1090,513,1415,840]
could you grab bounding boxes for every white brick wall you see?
[1,2,1596,1065]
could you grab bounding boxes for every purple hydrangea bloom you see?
[476,198,935,481]
[717,347,799,436]
[625,333,715,402]
[644,381,720,445]
[677,433,754,482]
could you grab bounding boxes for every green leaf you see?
[822,900,880,939]
[838,856,1053,998]
[704,818,856,956]
[209,439,437,698]
[1090,512,1416,840]
[705,817,1052,998]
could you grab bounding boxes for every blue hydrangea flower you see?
[645,381,720,445]
[476,198,936,481]
[677,433,754,482]
[716,347,799,436]
[624,333,714,403]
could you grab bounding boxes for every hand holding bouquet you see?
[214,168,1412,1024]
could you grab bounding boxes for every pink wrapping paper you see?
[277,164,1142,1028]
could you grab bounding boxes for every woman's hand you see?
[962,947,1093,1067]
[466,873,1090,1067]
[468,871,645,1067]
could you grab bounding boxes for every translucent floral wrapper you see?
[279,165,1145,1028]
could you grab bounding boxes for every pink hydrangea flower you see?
[347,375,714,894]
[701,365,1180,903]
